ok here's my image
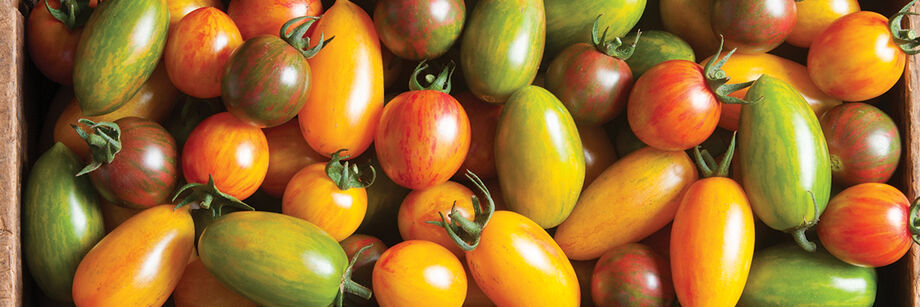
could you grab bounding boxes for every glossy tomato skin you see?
[624,30,695,77]
[373,240,467,307]
[165,7,242,99]
[546,43,633,124]
[711,0,796,53]
[341,234,388,283]
[454,92,501,181]
[397,181,475,257]
[223,35,312,128]
[27,0,81,85]
[300,0,383,159]
[88,117,179,209]
[786,0,859,48]
[261,120,327,197]
[228,0,323,40]
[73,205,194,306]
[182,112,269,200]
[23,143,104,301]
[817,183,911,267]
[376,90,471,190]
[282,163,367,241]
[660,0,719,55]
[173,258,258,307]
[166,0,224,28]
[73,0,169,116]
[671,177,755,306]
[808,11,905,101]
[578,125,617,187]
[627,60,719,151]
[374,0,465,60]
[544,0,645,59]
[820,103,901,187]
[592,243,673,307]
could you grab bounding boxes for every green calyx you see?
[425,170,495,251]
[171,175,255,217]
[72,118,121,176]
[889,0,920,55]
[280,16,334,59]
[334,245,374,307]
[692,131,737,178]
[326,149,376,191]
[703,36,760,105]
[409,60,455,93]
[45,0,93,29]
[787,191,821,252]
[591,14,640,60]
[909,197,920,245]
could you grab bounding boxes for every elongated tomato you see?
[165,7,242,99]
[299,0,383,159]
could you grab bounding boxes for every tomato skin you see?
[173,258,258,307]
[228,0,323,40]
[341,234,388,282]
[627,60,719,151]
[27,0,80,85]
[182,112,269,200]
[786,0,859,48]
[374,0,465,60]
[166,0,224,28]
[711,0,796,53]
[660,0,719,55]
[72,205,194,306]
[623,30,695,77]
[23,143,104,302]
[165,7,242,99]
[555,147,697,260]
[546,43,633,124]
[808,11,906,101]
[376,90,471,190]
[454,92,502,181]
[592,243,673,307]
[671,177,755,306]
[373,240,467,307]
[397,181,475,257]
[262,120,327,197]
[821,103,901,187]
[817,183,911,267]
[544,0,645,58]
[282,163,367,241]
[578,125,617,187]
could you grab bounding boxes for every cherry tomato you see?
[786,0,859,48]
[27,0,81,85]
[820,103,901,186]
[182,112,269,200]
[374,0,465,60]
[711,0,796,53]
[165,0,224,29]
[228,0,323,40]
[165,7,242,98]
[398,181,475,257]
[373,240,467,307]
[454,91,501,181]
[261,120,327,198]
[592,243,674,307]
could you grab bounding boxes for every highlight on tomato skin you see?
[372,240,468,307]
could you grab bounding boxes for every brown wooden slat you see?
[905,5,920,307]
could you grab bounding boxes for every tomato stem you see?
[789,191,822,252]
[325,149,376,190]
[280,16,335,59]
[336,245,373,306]
[909,197,920,245]
[890,0,920,55]
[692,132,737,178]
[591,14,640,60]
[171,175,254,216]
[45,0,93,29]
[426,170,495,251]
[703,36,760,105]
[409,60,454,93]
[72,118,122,176]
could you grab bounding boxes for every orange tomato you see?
[578,124,617,187]
[299,0,383,159]
[165,0,224,29]
[72,205,194,306]
[397,181,475,257]
[182,112,270,200]
[228,0,323,40]
[173,258,257,307]
[261,120,327,197]
[787,0,859,47]
[373,240,467,307]
[281,162,367,241]
[164,7,242,98]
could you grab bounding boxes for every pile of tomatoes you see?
[21,0,920,306]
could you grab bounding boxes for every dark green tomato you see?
[23,143,104,301]
[73,0,169,116]
[740,244,876,306]
[355,150,408,246]
[624,30,695,77]
[711,0,797,53]
[198,211,349,307]
[544,0,646,59]
[374,0,465,61]
[222,35,312,128]
[820,103,901,187]
[545,43,633,125]
[461,0,544,103]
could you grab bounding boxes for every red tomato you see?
[373,240,467,307]
[592,243,674,307]
[173,258,257,307]
[398,181,475,257]
[165,0,224,29]
[27,0,81,85]
[182,112,269,200]
[165,7,242,98]
[261,120,327,198]
[817,183,913,267]
[340,234,388,305]
[454,92,501,181]
[228,0,323,40]
[786,0,859,48]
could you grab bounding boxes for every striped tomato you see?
[27,0,85,85]
[261,120,327,197]
[165,0,224,28]
[820,103,901,187]
[398,181,475,257]
[711,0,796,53]
[182,112,269,200]
[592,243,673,307]
[374,0,465,60]
[228,0,323,40]
[165,7,242,99]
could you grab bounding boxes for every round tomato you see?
[27,0,85,85]
[373,240,467,307]
[820,103,901,186]
[592,243,673,307]
[182,112,269,200]
[165,0,224,28]
[398,181,475,257]
[544,0,645,59]
[165,7,242,99]
[374,0,465,60]
[454,91,501,181]
[711,0,796,53]
[261,120,327,197]
[786,0,859,48]
[228,0,323,40]
[173,258,258,307]
[340,234,388,305]
[578,125,617,187]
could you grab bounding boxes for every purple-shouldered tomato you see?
[592,243,673,307]
[711,0,796,53]
[374,0,465,61]
[820,103,901,187]
[228,0,323,40]
[27,0,88,85]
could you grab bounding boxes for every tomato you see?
[495,85,584,228]
[23,143,104,301]
[398,181,475,257]
[578,125,617,187]
[592,243,673,307]
[820,103,901,186]
[660,0,719,55]
[544,0,645,58]
[623,30,695,77]
[165,7,242,99]
[786,0,859,48]
[340,234,388,305]
[373,240,467,307]
[101,199,141,233]
[461,0,544,103]
[198,211,371,307]
[182,112,269,200]
[165,0,224,28]
[817,183,913,267]
[27,0,83,85]
[73,0,169,116]
[262,120,327,197]
[738,75,831,252]
[228,0,323,40]
[454,91,501,181]
[740,244,877,306]
[808,8,911,101]
[555,147,697,260]
[164,97,225,153]
[374,0,465,60]
[711,0,796,53]
[72,205,194,306]
[173,258,258,307]
[75,117,179,209]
